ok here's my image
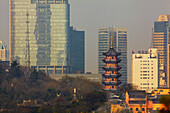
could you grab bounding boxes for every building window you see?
[130,108,133,111]
[136,108,139,111]
[160,90,163,92]
[142,108,145,111]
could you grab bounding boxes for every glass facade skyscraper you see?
[10,0,84,74]
[98,27,127,84]
[153,15,170,87]
[69,27,85,74]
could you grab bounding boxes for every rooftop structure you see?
[49,74,102,83]
[125,91,147,113]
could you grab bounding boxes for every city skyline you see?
[0,0,170,75]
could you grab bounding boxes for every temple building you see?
[102,35,122,92]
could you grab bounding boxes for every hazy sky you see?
[0,0,170,77]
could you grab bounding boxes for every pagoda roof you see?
[103,48,121,56]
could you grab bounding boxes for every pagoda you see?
[102,34,122,92]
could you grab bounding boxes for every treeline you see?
[0,61,106,113]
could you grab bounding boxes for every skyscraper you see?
[98,27,127,84]
[153,15,170,87]
[131,48,159,92]
[0,41,6,61]
[10,0,84,74]
[69,27,85,74]
[167,26,170,88]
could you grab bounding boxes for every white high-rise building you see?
[131,48,159,92]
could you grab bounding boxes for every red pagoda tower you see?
[102,35,122,92]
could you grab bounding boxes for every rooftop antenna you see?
[25,11,30,76]
[150,28,154,48]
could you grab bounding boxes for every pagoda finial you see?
[111,34,113,48]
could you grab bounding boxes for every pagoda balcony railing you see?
[102,73,122,78]
[104,73,119,75]
[104,88,117,91]
[103,66,121,71]
[104,66,120,68]
[103,59,121,63]
[104,58,116,61]
[102,81,118,85]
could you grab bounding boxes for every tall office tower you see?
[131,48,159,92]
[98,27,127,84]
[0,41,6,61]
[10,0,84,74]
[69,27,85,74]
[167,26,170,88]
[153,15,170,87]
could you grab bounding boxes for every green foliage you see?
[0,62,106,113]
[38,106,52,113]
[116,83,138,99]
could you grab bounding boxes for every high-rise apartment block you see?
[153,15,170,87]
[98,27,127,84]
[131,48,159,92]
[0,41,6,61]
[10,0,85,74]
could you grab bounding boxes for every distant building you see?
[147,88,170,112]
[49,74,102,83]
[0,41,6,61]
[131,48,159,92]
[98,27,127,84]
[10,0,85,74]
[125,88,170,113]
[153,15,170,87]
[125,91,147,113]
[167,26,170,88]
[69,27,85,74]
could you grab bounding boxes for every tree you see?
[9,60,22,77]
[30,69,38,82]
[80,91,107,111]
[159,95,170,110]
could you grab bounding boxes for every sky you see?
[0,0,170,79]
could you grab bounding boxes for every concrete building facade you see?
[131,48,159,92]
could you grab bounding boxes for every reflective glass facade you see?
[98,27,127,84]
[10,0,70,74]
[153,15,170,87]
[69,27,85,74]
